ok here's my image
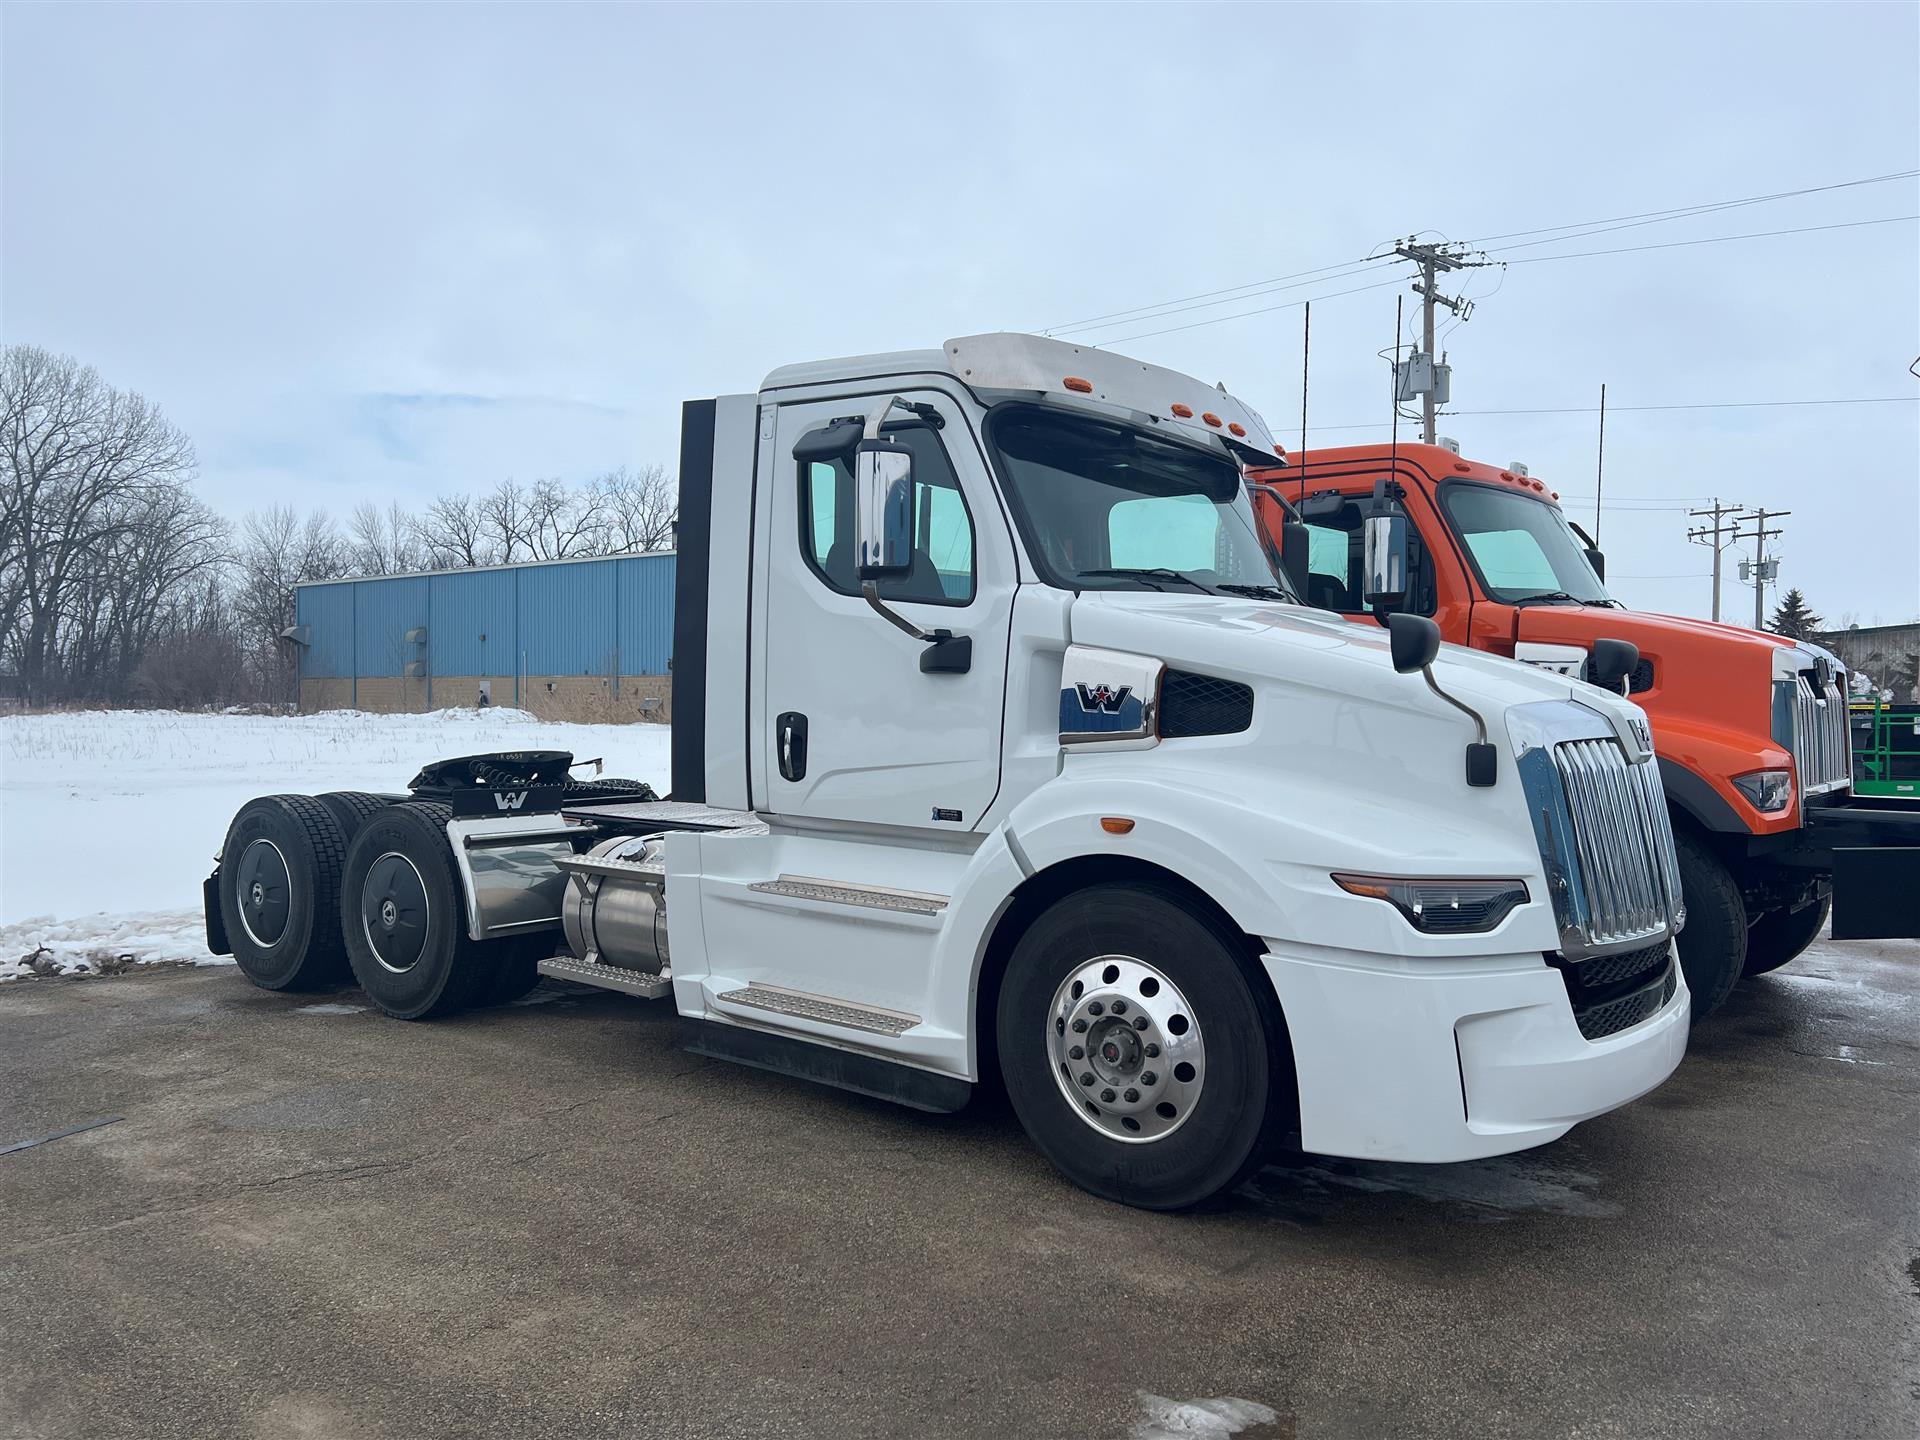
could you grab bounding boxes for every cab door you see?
[758,388,1015,832]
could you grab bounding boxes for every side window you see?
[1302,509,1364,612]
[796,421,975,605]
[1299,490,1435,615]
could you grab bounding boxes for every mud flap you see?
[1830,847,1920,940]
[203,872,230,956]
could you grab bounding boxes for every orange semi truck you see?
[1252,441,1920,1020]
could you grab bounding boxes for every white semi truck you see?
[206,333,1690,1210]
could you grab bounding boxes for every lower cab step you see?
[537,954,671,999]
[713,983,919,1037]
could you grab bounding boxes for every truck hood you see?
[1069,591,1623,720]
[1513,601,1834,736]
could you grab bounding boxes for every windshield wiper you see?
[1215,582,1292,603]
[1509,590,1587,608]
[1078,567,1218,594]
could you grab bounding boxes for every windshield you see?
[1437,482,1613,605]
[984,406,1296,599]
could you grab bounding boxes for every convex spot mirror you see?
[1363,511,1410,610]
[855,439,914,579]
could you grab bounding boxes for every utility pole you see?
[1687,500,1743,623]
[1392,240,1494,444]
[1735,508,1789,631]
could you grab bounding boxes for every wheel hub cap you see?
[1047,955,1205,1143]
[235,839,292,948]
[360,852,429,974]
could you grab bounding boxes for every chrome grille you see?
[1551,738,1684,950]
[1790,672,1851,796]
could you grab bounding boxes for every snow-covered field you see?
[0,708,669,979]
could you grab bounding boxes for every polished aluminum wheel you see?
[1046,954,1205,1143]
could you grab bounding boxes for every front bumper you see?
[1787,800,1920,939]
[1261,943,1689,1163]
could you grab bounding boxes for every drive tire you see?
[219,795,352,990]
[1744,894,1830,977]
[997,883,1289,1211]
[315,791,399,845]
[479,932,554,1006]
[1674,828,1747,1021]
[341,802,485,1020]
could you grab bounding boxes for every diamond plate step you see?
[714,983,920,1037]
[537,954,672,999]
[747,874,948,916]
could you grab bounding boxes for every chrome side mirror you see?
[1363,511,1409,610]
[855,441,914,578]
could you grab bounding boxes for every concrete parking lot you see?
[2,939,1916,1440]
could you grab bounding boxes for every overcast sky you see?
[5,2,1916,627]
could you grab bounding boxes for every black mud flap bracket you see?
[1830,847,1920,940]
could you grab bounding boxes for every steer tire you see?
[218,795,352,990]
[1744,894,1831,977]
[315,791,399,845]
[341,802,486,1020]
[1674,828,1747,1021]
[996,883,1290,1211]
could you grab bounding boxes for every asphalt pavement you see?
[2,937,1916,1439]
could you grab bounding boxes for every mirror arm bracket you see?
[1421,666,1489,746]
[862,581,935,642]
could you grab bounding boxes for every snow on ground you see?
[0,708,668,979]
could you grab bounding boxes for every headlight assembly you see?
[1731,768,1793,813]
[1332,874,1530,934]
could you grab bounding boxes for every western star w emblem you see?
[1075,683,1134,714]
[1629,714,1653,751]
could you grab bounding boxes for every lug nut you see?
[1088,1001,1105,1016]
[1072,1018,1089,1033]
[1100,1088,1116,1103]
[1068,1045,1084,1060]
[1144,1043,1160,1058]
[1079,1072,1095,1087]
[1141,1071,1157,1087]
[1123,1088,1140,1103]
[1111,999,1128,1015]
[1132,1016,1150,1031]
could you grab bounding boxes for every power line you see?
[1090,273,1411,346]
[1464,168,1919,249]
[1300,394,1918,431]
[1503,214,1916,265]
[1039,255,1388,336]
[1041,168,1918,344]
[1048,257,1400,339]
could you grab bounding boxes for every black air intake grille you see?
[1159,670,1254,738]
[1629,660,1655,694]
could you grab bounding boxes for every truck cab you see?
[1250,442,1920,1019]
[208,336,1693,1211]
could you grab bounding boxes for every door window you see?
[1298,490,1435,614]
[797,422,975,605]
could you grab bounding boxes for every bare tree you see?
[414,491,498,570]
[1,344,201,700]
[596,463,677,553]
[234,506,347,699]
[348,500,425,576]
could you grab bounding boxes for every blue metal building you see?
[290,552,677,722]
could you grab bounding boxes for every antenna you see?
[1389,295,1403,469]
[1298,301,1311,503]
[1594,382,1607,544]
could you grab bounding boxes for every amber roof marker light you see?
[1064,376,1093,394]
